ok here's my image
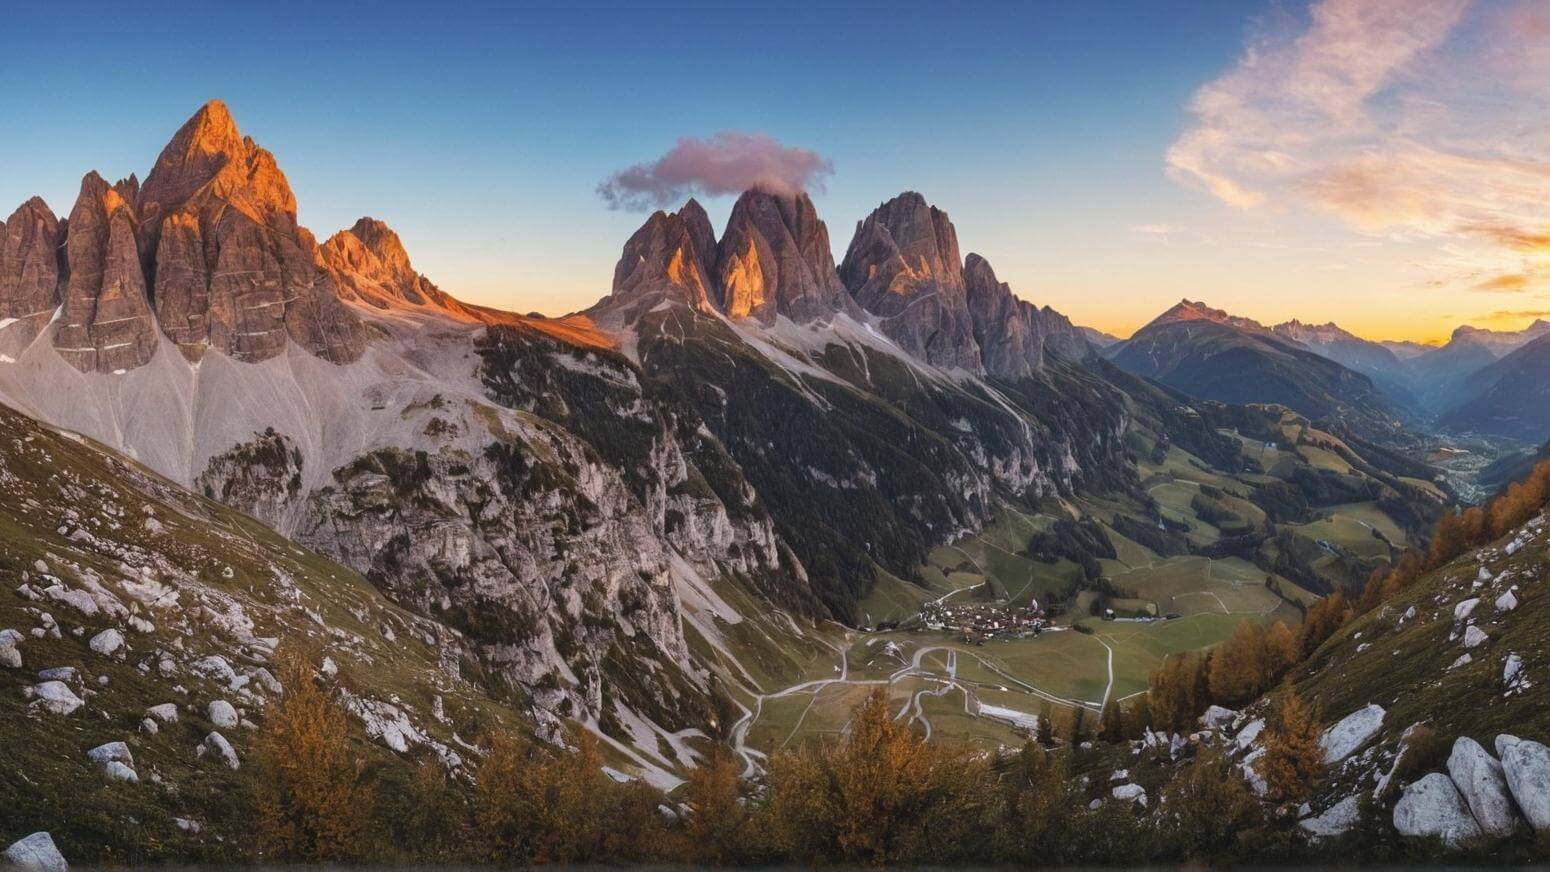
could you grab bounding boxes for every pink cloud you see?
[598,132,833,211]
[1165,0,1550,290]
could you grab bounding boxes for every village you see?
[919,596,1048,644]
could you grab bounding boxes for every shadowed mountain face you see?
[1272,319,1421,412]
[1403,321,1550,413]
[1437,332,1550,441]
[1111,301,1414,444]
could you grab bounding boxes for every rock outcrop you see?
[1497,734,1550,830]
[321,217,478,318]
[1320,703,1385,764]
[0,197,65,339]
[609,199,720,314]
[963,253,1090,378]
[140,100,364,365]
[1393,772,1483,848]
[2,831,68,871]
[716,189,855,323]
[53,173,158,373]
[839,192,981,370]
[1447,736,1520,836]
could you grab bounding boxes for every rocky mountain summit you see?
[0,101,366,373]
[608,189,1092,375]
[839,192,981,370]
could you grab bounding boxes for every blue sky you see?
[4,1,1544,340]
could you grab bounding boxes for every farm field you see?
[744,506,1321,753]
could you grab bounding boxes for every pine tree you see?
[1036,704,1055,748]
[1099,698,1125,743]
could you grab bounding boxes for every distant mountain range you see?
[1108,301,1414,443]
[1105,300,1550,445]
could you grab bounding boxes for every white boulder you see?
[206,700,239,729]
[144,703,179,725]
[1111,783,1147,807]
[26,681,83,715]
[1497,590,1519,612]
[201,731,239,769]
[2,832,67,871]
[1320,704,1386,764]
[1200,705,1237,728]
[1299,795,1360,840]
[1454,598,1480,623]
[1447,736,1520,837]
[1463,626,1490,648]
[87,628,123,657]
[102,761,138,782]
[1393,772,1483,848]
[86,741,133,766]
[1236,718,1265,752]
[1496,735,1550,830]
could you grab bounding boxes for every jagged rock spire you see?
[716,189,856,324]
[140,101,364,365]
[53,172,159,372]
[0,197,66,337]
[963,253,1088,378]
[609,199,720,314]
[840,192,981,371]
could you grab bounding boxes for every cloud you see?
[598,132,833,211]
[1131,223,1187,235]
[1475,273,1532,292]
[1481,309,1550,324]
[1166,0,1550,289]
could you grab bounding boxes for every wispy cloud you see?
[598,132,833,211]
[1167,0,1550,291]
[1475,272,1532,292]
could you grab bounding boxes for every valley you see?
[3,95,1550,867]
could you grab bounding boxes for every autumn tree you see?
[1036,704,1055,748]
[1069,705,1088,745]
[473,728,668,864]
[1255,690,1324,802]
[1209,620,1299,705]
[680,747,749,865]
[992,743,1073,863]
[1148,652,1208,733]
[757,688,992,864]
[1158,746,1260,860]
[1295,592,1350,659]
[254,645,374,861]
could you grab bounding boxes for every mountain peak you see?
[140,100,274,219]
[840,190,979,369]
[1148,299,1267,333]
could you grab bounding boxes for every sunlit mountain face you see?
[3,2,1550,868]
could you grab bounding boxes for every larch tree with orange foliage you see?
[757,688,990,864]
[253,645,375,861]
[1255,690,1324,803]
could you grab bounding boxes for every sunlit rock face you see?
[321,217,479,318]
[0,197,66,340]
[140,100,364,365]
[840,192,982,371]
[716,189,857,324]
[609,199,721,315]
[54,172,159,373]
